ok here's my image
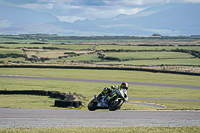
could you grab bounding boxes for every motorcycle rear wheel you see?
[88,99,97,111]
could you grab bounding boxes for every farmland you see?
[0,34,200,74]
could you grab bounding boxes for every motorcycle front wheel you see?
[108,99,124,111]
[88,99,97,111]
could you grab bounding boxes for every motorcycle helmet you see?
[103,87,110,94]
[120,82,129,90]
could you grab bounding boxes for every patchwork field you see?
[1,35,200,74]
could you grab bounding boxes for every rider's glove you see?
[97,94,102,101]
[111,85,117,89]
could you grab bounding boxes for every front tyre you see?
[88,99,97,111]
[108,99,124,111]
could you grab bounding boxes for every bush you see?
[105,56,120,61]
[152,33,162,36]
[0,54,7,58]
[0,60,5,63]
[0,53,26,58]
[64,52,76,54]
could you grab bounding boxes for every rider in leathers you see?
[97,82,129,102]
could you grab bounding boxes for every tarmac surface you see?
[0,108,200,128]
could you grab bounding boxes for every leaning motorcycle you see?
[88,89,126,111]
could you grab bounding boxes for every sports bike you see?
[88,89,127,111]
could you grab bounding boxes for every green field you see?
[96,58,200,65]
[103,52,193,59]
[0,48,24,54]
[1,35,200,74]
[0,57,26,62]
[97,45,200,51]
[0,43,49,48]
[0,68,199,110]
[0,126,199,133]
[49,53,102,62]
[1,43,200,51]
[0,44,96,50]
[1,68,199,85]
[45,51,198,65]
[1,43,200,71]
[51,44,96,49]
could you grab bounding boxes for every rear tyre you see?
[88,99,97,111]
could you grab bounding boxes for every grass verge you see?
[130,100,200,110]
[0,95,160,110]
[0,77,199,110]
[0,126,199,133]
[1,68,200,86]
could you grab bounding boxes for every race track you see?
[0,75,200,90]
[0,108,200,128]
[0,75,200,128]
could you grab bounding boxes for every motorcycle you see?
[88,89,126,111]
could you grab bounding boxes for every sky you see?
[1,0,200,23]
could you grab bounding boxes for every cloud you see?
[118,8,145,15]
[183,0,200,3]
[72,0,106,6]
[0,20,12,28]
[100,24,134,28]
[104,0,169,6]
[57,16,85,23]
[167,0,200,3]
[0,0,38,5]
[38,0,73,3]
[19,3,54,9]
[1,0,200,23]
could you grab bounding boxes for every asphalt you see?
[0,108,200,128]
[0,75,200,90]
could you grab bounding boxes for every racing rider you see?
[97,82,129,101]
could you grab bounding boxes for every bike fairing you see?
[97,82,129,102]
[88,82,129,111]
[111,85,128,101]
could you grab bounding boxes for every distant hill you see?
[0,6,59,26]
[0,4,199,36]
[66,3,200,36]
[125,3,200,34]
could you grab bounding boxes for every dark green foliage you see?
[0,53,26,58]
[152,33,162,36]
[64,52,76,54]
[172,49,200,58]
[104,56,120,61]
[42,47,59,50]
